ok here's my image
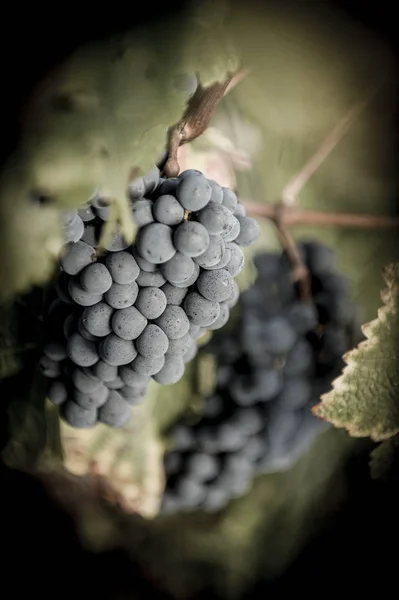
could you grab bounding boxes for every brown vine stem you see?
[242,201,399,229]
[163,71,240,177]
[281,80,385,206]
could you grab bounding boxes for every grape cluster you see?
[161,241,359,513]
[39,166,259,429]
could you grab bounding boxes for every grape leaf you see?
[313,263,399,441]
[0,11,238,300]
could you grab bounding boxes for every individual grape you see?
[130,354,165,376]
[91,196,110,219]
[260,317,297,354]
[152,355,184,384]
[67,333,99,367]
[62,209,77,226]
[278,378,312,410]
[131,247,156,272]
[47,380,68,405]
[103,228,130,252]
[208,179,223,204]
[228,374,261,407]
[186,453,219,481]
[120,386,147,404]
[206,246,232,271]
[197,202,237,236]
[173,262,200,288]
[63,314,77,339]
[62,401,97,429]
[119,365,150,387]
[223,218,241,243]
[225,280,240,308]
[203,488,229,511]
[64,215,84,243]
[208,302,229,331]
[78,203,95,222]
[40,355,61,378]
[153,194,184,226]
[143,165,160,194]
[43,340,68,361]
[111,305,147,340]
[98,391,131,428]
[188,322,201,338]
[74,384,109,409]
[99,334,137,366]
[131,199,154,227]
[158,178,179,196]
[174,221,210,258]
[81,302,114,337]
[225,243,244,277]
[166,332,192,356]
[72,367,103,393]
[218,423,247,452]
[234,216,260,246]
[59,241,96,276]
[178,169,202,179]
[160,252,194,285]
[136,223,176,264]
[233,203,246,217]
[194,235,224,268]
[176,477,207,509]
[136,269,166,288]
[105,251,139,284]
[78,317,100,342]
[284,340,314,377]
[184,292,220,327]
[257,370,284,402]
[201,394,224,419]
[81,223,100,247]
[286,301,318,335]
[176,172,211,211]
[229,408,264,435]
[104,281,138,309]
[105,377,125,390]
[68,277,103,307]
[80,263,112,294]
[135,287,167,319]
[136,324,169,358]
[197,269,234,303]
[154,305,190,339]
[93,360,118,383]
[172,73,198,97]
[128,176,146,200]
[183,339,198,363]
[300,240,336,274]
[221,188,238,213]
[160,283,187,306]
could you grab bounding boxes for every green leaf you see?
[0,10,237,300]
[2,369,63,470]
[313,263,399,441]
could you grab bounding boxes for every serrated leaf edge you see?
[312,262,399,441]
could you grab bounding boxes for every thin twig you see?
[163,71,240,178]
[243,201,399,229]
[273,203,311,301]
[281,81,384,205]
